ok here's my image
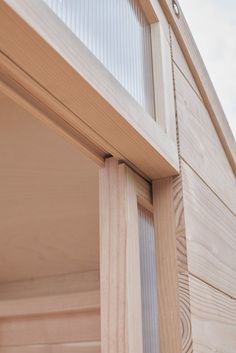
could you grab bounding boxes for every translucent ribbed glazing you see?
[43,0,155,117]
[138,205,160,353]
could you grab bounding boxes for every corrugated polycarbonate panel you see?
[43,0,155,117]
[138,205,160,353]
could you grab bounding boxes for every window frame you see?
[100,158,182,353]
[0,0,179,179]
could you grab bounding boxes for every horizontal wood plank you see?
[0,310,100,346]
[175,67,236,214]
[0,271,99,300]
[0,290,100,318]
[179,273,236,353]
[0,342,100,353]
[182,161,236,298]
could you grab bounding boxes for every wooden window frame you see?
[100,158,182,353]
[0,0,179,180]
[139,0,177,141]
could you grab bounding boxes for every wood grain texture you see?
[159,0,236,174]
[173,175,187,273]
[0,290,99,318]
[0,96,100,282]
[182,160,236,298]
[181,273,236,353]
[99,158,127,353]
[175,66,236,214]
[0,310,100,346]
[0,0,179,179]
[0,342,100,353]
[99,158,144,353]
[0,271,99,300]
[178,273,193,353]
[172,175,193,353]
[153,178,182,353]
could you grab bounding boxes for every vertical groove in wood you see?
[153,177,182,353]
[138,205,160,353]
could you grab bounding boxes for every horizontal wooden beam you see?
[159,0,236,175]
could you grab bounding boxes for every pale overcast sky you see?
[178,0,236,139]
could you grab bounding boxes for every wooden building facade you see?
[0,0,235,352]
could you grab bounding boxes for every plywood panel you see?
[175,67,236,214]
[182,161,236,298]
[179,273,236,353]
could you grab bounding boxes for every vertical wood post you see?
[99,158,143,353]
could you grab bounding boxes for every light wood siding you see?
[171,31,236,353]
